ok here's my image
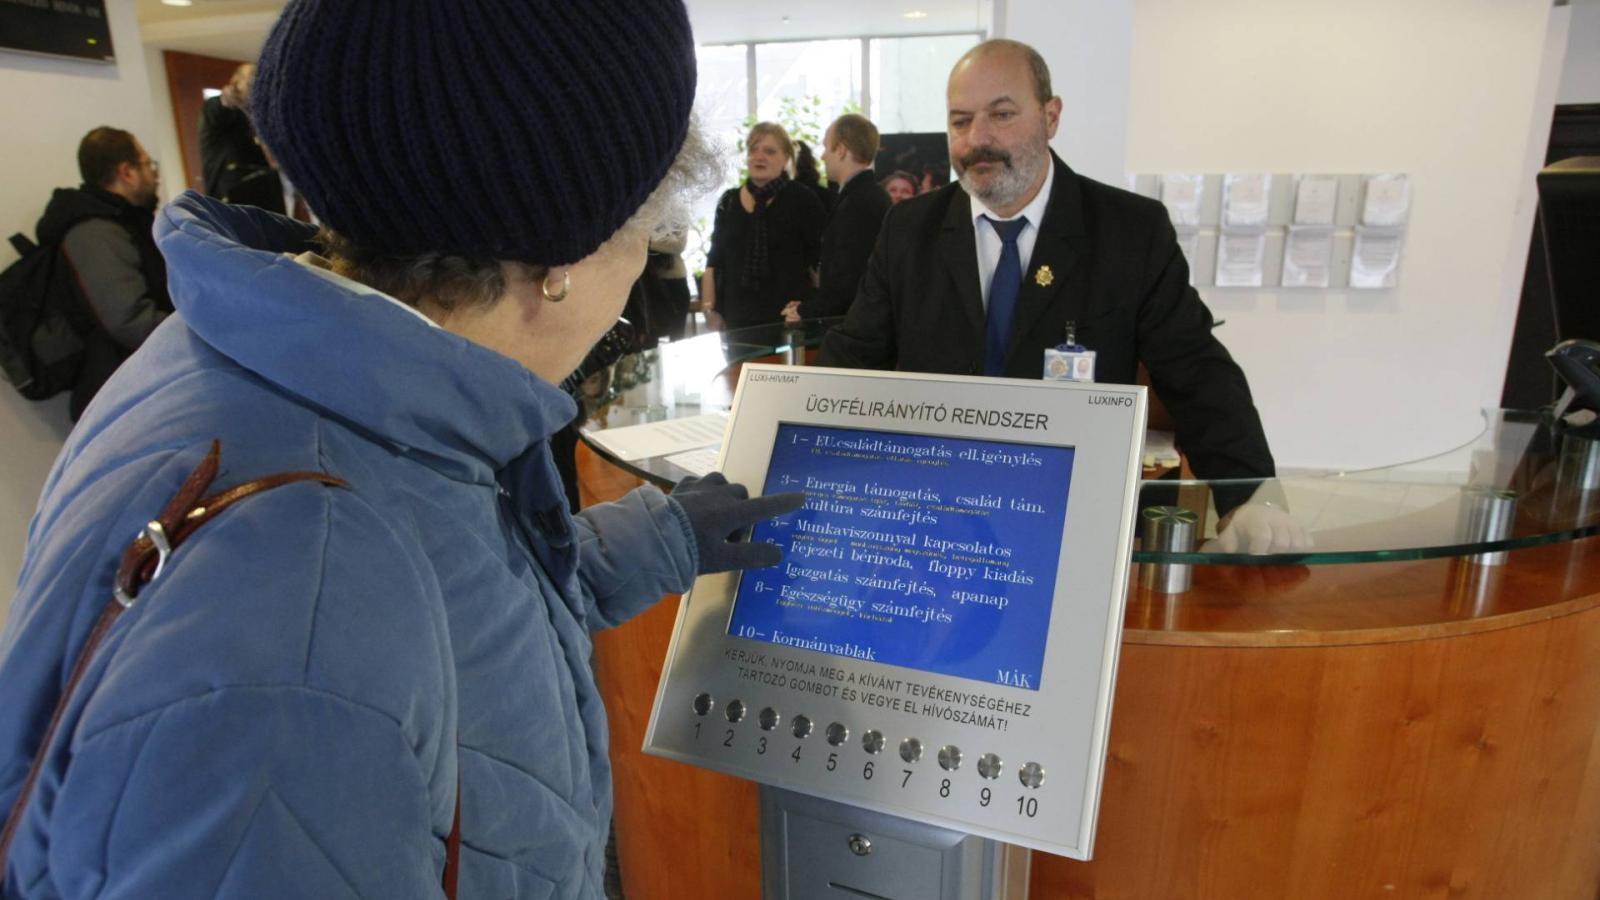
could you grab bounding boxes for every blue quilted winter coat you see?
[0,193,697,898]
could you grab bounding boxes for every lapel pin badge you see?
[1034,265,1054,287]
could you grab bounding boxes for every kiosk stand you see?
[759,785,1030,900]
[642,366,1148,897]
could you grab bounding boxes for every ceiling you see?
[135,0,987,62]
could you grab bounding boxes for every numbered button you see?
[725,700,746,723]
[759,707,780,731]
[898,738,923,763]
[692,693,714,716]
[791,715,813,739]
[826,722,850,746]
[862,730,886,754]
[937,745,963,771]
[1019,762,1046,789]
[977,753,1003,780]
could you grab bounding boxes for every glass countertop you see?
[577,321,1600,566]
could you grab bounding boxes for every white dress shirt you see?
[969,161,1055,310]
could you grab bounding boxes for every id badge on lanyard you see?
[1042,321,1095,383]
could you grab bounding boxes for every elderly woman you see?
[701,122,826,331]
[0,2,800,897]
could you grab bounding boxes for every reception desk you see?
[575,324,1600,899]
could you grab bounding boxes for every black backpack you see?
[0,232,90,400]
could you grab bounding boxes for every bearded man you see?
[819,39,1297,546]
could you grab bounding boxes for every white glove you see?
[1203,502,1313,554]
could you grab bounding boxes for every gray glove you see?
[670,473,805,574]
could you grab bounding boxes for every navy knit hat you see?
[252,0,697,267]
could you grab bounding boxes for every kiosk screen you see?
[729,423,1075,691]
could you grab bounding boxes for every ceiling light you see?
[903,10,928,18]
[161,0,194,7]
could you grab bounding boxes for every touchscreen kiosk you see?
[644,366,1146,859]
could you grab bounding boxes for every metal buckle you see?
[113,520,171,609]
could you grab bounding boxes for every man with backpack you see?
[33,126,172,419]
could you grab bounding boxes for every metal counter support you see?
[1457,488,1517,567]
[1139,506,1198,593]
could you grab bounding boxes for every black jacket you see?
[706,180,825,330]
[819,154,1274,483]
[198,96,285,214]
[800,170,891,320]
[37,186,172,418]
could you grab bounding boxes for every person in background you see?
[792,140,836,217]
[646,229,692,340]
[701,122,825,331]
[882,170,919,205]
[0,1,803,896]
[198,63,285,214]
[784,113,890,323]
[820,39,1303,552]
[34,126,171,420]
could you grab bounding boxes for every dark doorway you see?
[1501,103,1600,409]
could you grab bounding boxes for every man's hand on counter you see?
[1203,502,1313,555]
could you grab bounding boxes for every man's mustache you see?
[959,147,1012,169]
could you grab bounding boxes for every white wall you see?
[1561,0,1600,104]
[1007,0,1569,470]
[0,3,158,615]
[1000,0,1134,188]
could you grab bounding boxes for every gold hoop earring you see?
[542,270,571,303]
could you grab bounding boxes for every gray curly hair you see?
[322,118,720,313]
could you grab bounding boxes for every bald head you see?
[950,39,1053,107]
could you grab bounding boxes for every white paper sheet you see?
[1160,174,1206,226]
[1350,227,1404,288]
[584,412,729,462]
[1222,173,1271,227]
[1293,175,1339,226]
[664,446,721,476]
[1361,174,1410,226]
[1214,229,1266,287]
[1281,227,1335,288]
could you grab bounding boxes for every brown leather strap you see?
[0,599,122,868]
[0,441,349,880]
[444,774,462,900]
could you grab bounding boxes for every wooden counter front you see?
[579,444,1600,899]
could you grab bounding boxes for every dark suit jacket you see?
[819,154,1274,483]
[800,170,891,319]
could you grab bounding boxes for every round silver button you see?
[825,722,850,746]
[937,745,963,771]
[977,753,1003,780]
[862,730,886,754]
[1019,762,1045,789]
[759,706,780,731]
[692,693,714,716]
[898,737,923,763]
[791,715,813,739]
[725,699,745,723]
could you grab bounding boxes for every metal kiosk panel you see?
[644,366,1146,862]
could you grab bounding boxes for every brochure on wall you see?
[1360,174,1410,227]
[1214,229,1267,287]
[1222,173,1271,228]
[1160,174,1206,226]
[1281,227,1335,288]
[1175,228,1201,286]
[1293,175,1340,226]
[1350,226,1404,289]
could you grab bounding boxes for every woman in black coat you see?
[701,122,825,331]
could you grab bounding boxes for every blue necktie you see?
[983,215,1027,376]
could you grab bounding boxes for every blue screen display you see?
[729,424,1075,691]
